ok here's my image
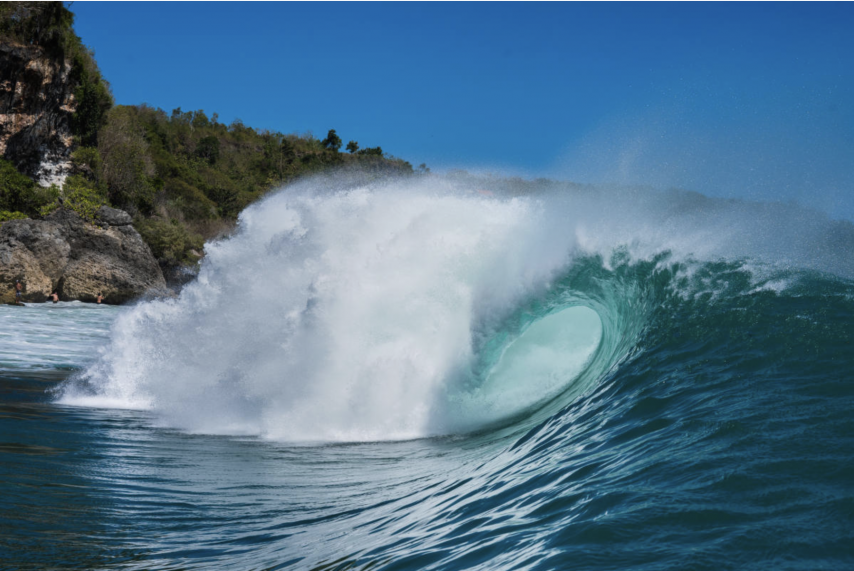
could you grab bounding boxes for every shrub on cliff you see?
[0,157,34,215]
[135,217,204,267]
[25,173,105,222]
[0,210,27,223]
[0,157,57,217]
[55,175,106,221]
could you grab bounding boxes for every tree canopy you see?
[322,129,342,152]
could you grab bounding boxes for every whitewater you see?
[2,175,853,570]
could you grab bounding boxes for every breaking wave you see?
[57,175,854,443]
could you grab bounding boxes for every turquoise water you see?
[2,185,853,570]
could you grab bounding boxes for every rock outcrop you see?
[0,42,75,187]
[0,207,166,304]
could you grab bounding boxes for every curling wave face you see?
[56,176,854,442]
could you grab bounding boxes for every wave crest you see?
[57,176,854,442]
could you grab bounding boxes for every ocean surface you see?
[2,179,853,570]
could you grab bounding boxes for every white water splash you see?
[60,180,593,441]
[57,175,854,441]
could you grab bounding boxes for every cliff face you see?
[0,42,75,187]
[0,206,167,305]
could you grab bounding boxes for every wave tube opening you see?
[440,304,603,435]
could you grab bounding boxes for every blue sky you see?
[70,2,854,220]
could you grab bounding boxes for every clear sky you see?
[69,2,854,220]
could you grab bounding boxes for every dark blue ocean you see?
[2,182,853,570]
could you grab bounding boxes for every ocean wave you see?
[55,175,854,443]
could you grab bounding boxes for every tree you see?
[358,146,383,157]
[346,140,359,154]
[280,138,295,160]
[69,51,113,147]
[277,138,296,174]
[196,135,220,164]
[98,108,155,214]
[322,129,342,152]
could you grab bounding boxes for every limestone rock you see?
[95,205,133,227]
[0,208,166,304]
[0,42,76,187]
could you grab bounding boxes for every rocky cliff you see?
[0,206,167,304]
[0,41,75,187]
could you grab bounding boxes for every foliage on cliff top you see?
[69,105,416,270]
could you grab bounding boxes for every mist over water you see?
[57,174,854,442]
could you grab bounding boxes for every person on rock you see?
[14,280,23,305]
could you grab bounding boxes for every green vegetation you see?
[135,217,204,267]
[0,155,105,222]
[322,129,343,152]
[1,2,422,278]
[74,105,416,272]
[69,47,113,147]
[47,174,106,221]
[0,210,28,223]
[84,106,414,220]
[0,157,58,216]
